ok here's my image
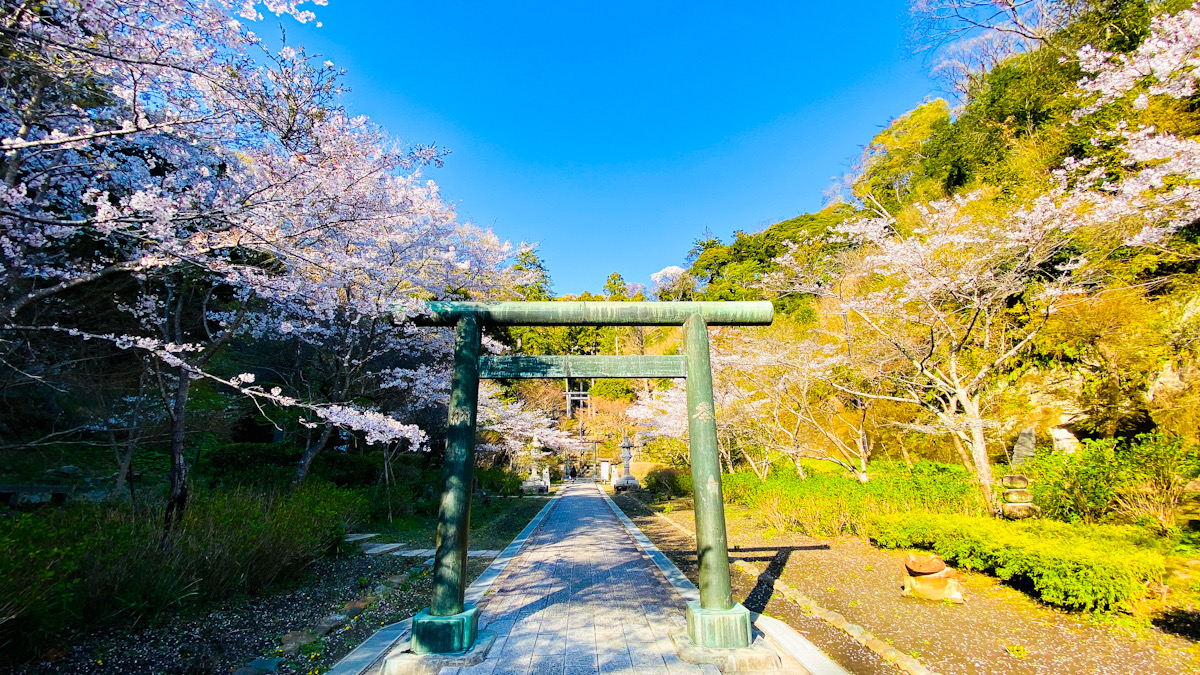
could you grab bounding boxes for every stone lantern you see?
[520,437,549,494]
[613,435,641,491]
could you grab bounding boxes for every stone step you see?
[364,543,403,555]
[344,533,379,543]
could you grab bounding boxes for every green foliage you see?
[475,468,523,496]
[1027,438,1124,523]
[642,467,693,497]
[0,484,366,660]
[725,462,984,536]
[198,442,301,487]
[686,205,856,303]
[589,378,636,402]
[1028,432,1200,528]
[867,513,1165,612]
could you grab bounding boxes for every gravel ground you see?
[11,498,549,675]
[615,493,1200,675]
[611,493,895,675]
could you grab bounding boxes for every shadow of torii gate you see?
[407,301,773,654]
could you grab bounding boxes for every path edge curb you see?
[328,492,563,675]
[598,487,852,675]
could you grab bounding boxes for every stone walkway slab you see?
[439,483,719,675]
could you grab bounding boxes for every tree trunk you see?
[898,437,913,469]
[113,368,146,499]
[950,433,974,472]
[294,422,336,483]
[163,367,191,535]
[966,417,995,510]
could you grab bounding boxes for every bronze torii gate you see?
[406,301,773,654]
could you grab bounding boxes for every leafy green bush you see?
[1027,438,1123,522]
[725,461,984,536]
[197,442,301,487]
[476,468,522,496]
[0,484,366,660]
[643,467,693,497]
[312,451,385,487]
[867,513,1165,612]
[1028,432,1200,527]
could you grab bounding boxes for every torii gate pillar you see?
[403,301,773,654]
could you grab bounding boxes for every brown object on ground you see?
[901,566,966,604]
[342,598,370,617]
[1000,475,1030,489]
[903,553,947,576]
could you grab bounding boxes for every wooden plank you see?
[403,301,774,327]
[478,355,687,379]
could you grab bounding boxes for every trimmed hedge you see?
[867,512,1165,612]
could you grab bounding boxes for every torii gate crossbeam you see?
[402,301,773,654]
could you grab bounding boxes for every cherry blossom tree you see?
[0,1,521,520]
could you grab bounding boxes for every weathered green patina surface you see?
[407,301,770,653]
[406,300,773,326]
[429,316,480,620]
[479,355,687,379]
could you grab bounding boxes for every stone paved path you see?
[443,483,719,675]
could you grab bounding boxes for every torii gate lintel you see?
[404,301,773,654]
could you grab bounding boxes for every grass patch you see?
[722,461,985,536]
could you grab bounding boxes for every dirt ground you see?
[613,493,1200,675]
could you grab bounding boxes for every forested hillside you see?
[643,0,1200,510]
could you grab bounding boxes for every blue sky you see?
[279,1,942,295]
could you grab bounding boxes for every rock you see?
[901,566,965,603]
[374,583,394,598]
[247,657,283,673]
[1003,489,1033,503]
[279,643,301,656]
[315,613,348,636]
[1000,474,1030,489]
[1002,502,1042,519]
[903,553,946,576]
[385,574,407,586]
[279,630,316,647]
[342,599,369,618]
[865,638,891,654]
[1011,428,1036,468]
[1050,426,1080,453]
[819,610,848,629]
[57,465,81,476]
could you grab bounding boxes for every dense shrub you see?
[1027,438,1124,522]
[643,467,693,497]
[197,442,301,486]
[868,513,1165,612]
[476,468,522,496]
[0,484,366,659]
[725,461,984,536]
[1028,432,1200,528]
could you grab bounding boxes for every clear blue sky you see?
[279,1,941,295]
